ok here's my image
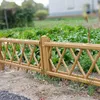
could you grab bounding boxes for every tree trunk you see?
[4,9,9,29]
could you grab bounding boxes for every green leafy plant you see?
[35,10,48,20]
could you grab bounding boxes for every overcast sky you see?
[0,0,49,6]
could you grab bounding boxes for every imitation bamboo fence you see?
[0,36,100,86]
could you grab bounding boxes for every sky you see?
[0,0,49,6]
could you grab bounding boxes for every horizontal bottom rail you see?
[0,59,100,86]
[47,71,100,87]
[58,71,100,82]
[0,60,41,73]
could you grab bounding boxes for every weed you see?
[34,72,62,86]
[88,85,96,96]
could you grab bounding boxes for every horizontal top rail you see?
[0,38,39,45]
[44,42,100,50]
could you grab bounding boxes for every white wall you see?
[49,0,66,13]
[49,0,98,16]
[93,0,99,9]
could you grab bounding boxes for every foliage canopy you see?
[0,0,47,29]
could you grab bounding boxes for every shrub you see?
[14,7,34,27]
[35,10,48,20]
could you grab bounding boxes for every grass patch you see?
[34,72,62,86]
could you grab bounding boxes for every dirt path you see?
[0,69,99,100]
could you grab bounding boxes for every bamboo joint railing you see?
[0,36,100,86]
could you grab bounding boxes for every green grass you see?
[34,16,98,29]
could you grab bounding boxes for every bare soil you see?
[0,69,100,100]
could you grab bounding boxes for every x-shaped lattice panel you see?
[48,47,100,79]
[1,42,41,69]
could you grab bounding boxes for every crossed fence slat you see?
[28,45,39,66]
[86,50,100,74]
[0,38,41,72]
[56,47,69,73]
[56,48,66,72]
[69,49,83,75]
[4,42,8,60]
[19,44,26,64]
[28,45,36,66]
[11,44,16,62]
[86,51,100,78]
[70,48,86,77]
[0,36,100,86]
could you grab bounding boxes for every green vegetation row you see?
[0,25,100,72]
[0,25,100,43]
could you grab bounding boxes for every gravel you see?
[0,91,30,100]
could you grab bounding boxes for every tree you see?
[0,6,6,29]
[0,0,35,28]
[1,0,18,9]
[14,7,34,27]
[1,0,19,28]
[35,3,44,11]
[0,0,48,29]
[22,0,36,9]
[21,0,35,26]
[0,6,2,20]
[35,10,48,20]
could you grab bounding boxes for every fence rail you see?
[0,36,100,86]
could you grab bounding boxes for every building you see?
[49,0,99,17]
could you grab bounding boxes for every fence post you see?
[40,36,51,74]
[0,42,4,70]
